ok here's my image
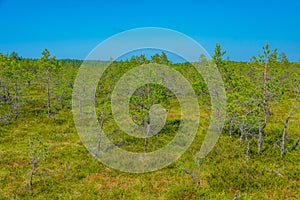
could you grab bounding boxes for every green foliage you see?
[0,49,299,199]
[212,43,226,68]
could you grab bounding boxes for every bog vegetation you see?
[0,44,299,199]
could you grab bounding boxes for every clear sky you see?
[1,0,300,61]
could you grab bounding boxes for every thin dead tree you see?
[239,110,255,142]
[29,152,41,187]
[143,123,151,155]
[28,140,47,189]
[257,43,276,154]
[180,157,201,188]
[96,112,105,154]
[281,89,299,157]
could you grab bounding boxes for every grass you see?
[0,96,299,199]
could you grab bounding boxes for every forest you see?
[0,43,299,199]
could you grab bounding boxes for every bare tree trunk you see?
[7,91,13,116]
[46,78,51,118]
[239,110,253,142]
[15,102,19,119]
[258,59,268,154]
[144,124,151,155]
[143,84,152,154]
[258,122,265,153]
[194,157,201,187]
[229,112,236,137]
[29,153,40,187]
[239,125,246,142]
[281,92,298,157]
[233,193,240,200]
[246,136,250,161]
[182,159,201,188]
[96,113,105,154]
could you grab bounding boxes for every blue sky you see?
[1,0,300,61]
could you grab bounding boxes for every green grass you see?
[0,98,299,199]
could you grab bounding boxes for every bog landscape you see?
[1,1,300,199]
[0,43,299,199]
